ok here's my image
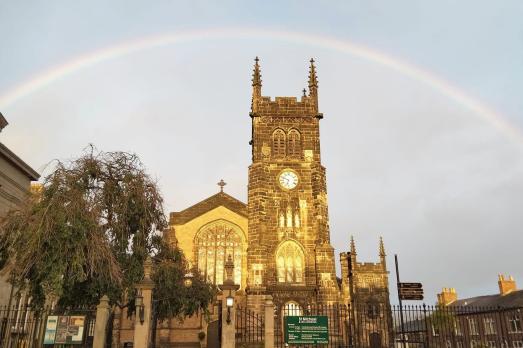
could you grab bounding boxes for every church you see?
[162,58,392,346]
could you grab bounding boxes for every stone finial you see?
[379,236,386,257]
[350,235,356,256]
[224,254,234,283]
[143,256,153,280]
[308,58,318,94]
[252,57,262,87]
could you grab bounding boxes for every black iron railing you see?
[236,305,264,347]
[0,305,97,348]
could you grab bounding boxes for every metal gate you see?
[206,300,222,348]
[235,305,264,347]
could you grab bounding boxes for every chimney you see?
[498,274,517,295]
[0,112,8,132]
[437,287,458,306]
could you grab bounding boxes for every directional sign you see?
[399,282,423,289]
[399,282,424,300]
[401,294,424,300]
[399,288,424,294]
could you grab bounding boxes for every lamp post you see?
[136,293,145,325]
[183,272,194,288]
[218,255,239,348]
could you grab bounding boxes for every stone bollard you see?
[93,295,111,348]
[264,295,274,348]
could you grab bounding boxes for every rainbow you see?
[1,27,521,145]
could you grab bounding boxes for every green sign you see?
[285,316,329,345]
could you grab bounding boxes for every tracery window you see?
[287,129,301,158]
[272,129,286,158]
[276,241,304,283]
[195,222,242,286]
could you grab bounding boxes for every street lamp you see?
[183,272,194,288]
[226,294,234,324]
[135,293,145,325]
[218,255,239,325]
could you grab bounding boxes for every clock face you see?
[279,170,299,190]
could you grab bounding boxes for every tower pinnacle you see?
[350,235,357,256]
[308,58,318,93]
[307,58,319,111]
[379,236,386,257]
[251,57,262,107]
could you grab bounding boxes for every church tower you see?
[246,58,339,311]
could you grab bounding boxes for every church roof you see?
[169,191,247,225]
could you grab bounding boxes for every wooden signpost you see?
[395,255,425,348]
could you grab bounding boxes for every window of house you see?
[272,129,286,158]
[432,324,440,337]
[509,315,522,333]
[196,222,242,286]
[468,318,479,335]
[455,321,463,336]
[276,241,304,283]
[484,317,496,335]
[512,341,523,348]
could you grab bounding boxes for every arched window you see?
[283,301,303,316]
[195,222,242,286]
[287,129,301,158]
[272,129,286,158]
[276,241,304,283]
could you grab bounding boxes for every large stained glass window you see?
[196,222,243,286]
[276,241,304,284]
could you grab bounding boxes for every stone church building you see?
[159,58,392,346]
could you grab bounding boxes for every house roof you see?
[0,142,40,181]
[451,289,523,308]
[169,191,247,225]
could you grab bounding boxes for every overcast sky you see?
[1,1,522,303]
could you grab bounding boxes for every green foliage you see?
[429,305,457,332]
[152,236,216,321]
[0,147,215,319]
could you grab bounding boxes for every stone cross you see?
[218,179,226,192]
